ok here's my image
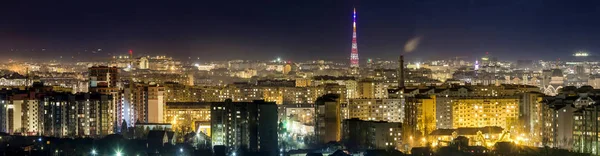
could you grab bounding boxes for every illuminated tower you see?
[350,8,359,68]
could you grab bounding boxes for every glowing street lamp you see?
[91,149,97,155]
[115,148,123,156]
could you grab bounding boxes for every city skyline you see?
[4,1,600,156]
[1,0,600,61]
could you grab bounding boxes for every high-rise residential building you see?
[314,94,342,144]
[211,100,278,156]
[124,82,165,124]
[88,66,119,130]
[164,82,202,102]
[358,79,375,99]
[313,76,356,100]
[0,94,6,133]
[348,98,404,122]
[4,91,40,135]
[435,96,453,129]
[357,80,395,99]
[0,88,113,138]
[41,92,114,138]
[519,91,544,143]
[321,83,349,103]
[73,93,114,138]
[89,66,118,88]
[541,100,576,149]
[406,95,437,140]
[540,90,598,149]
[573,103,600,154]
[349,8,359,68]
[343,118,402,150]
[451,97,519,130]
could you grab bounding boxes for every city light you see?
[116,148,123,156]
[574,52,589,57]
[0,2,598,156]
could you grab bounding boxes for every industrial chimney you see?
[399,55,405,88]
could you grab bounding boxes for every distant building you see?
[88,66,118,88]
[0,73,29,87]
[138,57,149,69]
[516,60,534,69]
[313,76,357,99]
[348,98,404,122]
[357,79,375,98]
[295,78,312,87]
[163,82,202,103]
[541,69,564,95]
[283,64,292,75]
[232,68,257,78]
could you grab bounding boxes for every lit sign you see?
[574,52,589,57]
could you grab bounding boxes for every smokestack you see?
[399,55,405,88]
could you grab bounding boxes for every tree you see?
[120,120,128,138]
[113,120,119,134]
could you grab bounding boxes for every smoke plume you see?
[404,36,422,53]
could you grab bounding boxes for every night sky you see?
[1,0,599,62]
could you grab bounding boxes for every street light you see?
[180,148,183,152]
[91,149,97,155]
[115,148,123,156]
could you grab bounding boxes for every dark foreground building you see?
[211,99,278,156]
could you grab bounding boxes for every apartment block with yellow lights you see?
[164,82,202,102]
[348,98,404,122]
[312,76,356,99]
[451,96,519,130]
[165,102,212,136]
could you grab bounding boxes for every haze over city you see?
[2,0,600,61]
[2,1,600,156]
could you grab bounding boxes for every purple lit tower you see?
[350,8,359,68]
